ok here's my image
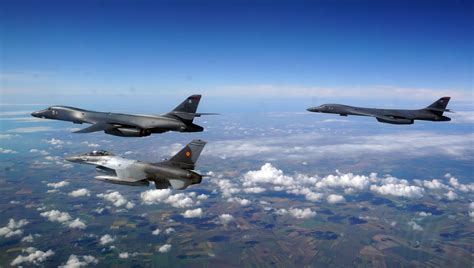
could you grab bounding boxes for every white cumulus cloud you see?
[182,208,203,218]
[370,184,424,198]
[68,188,91,197]
[327,194,346,204]
[0,148,17,154]
[99,234,115,245]
[59,255,98,268]
[68,218,87,229]
[40,210,72,223]
[11,247,54,266]
[140,189,197,208]
[408,221,423,231]
[46,180,70,189]
[217,214,234,225]
[97,191,135,209]
[158,244,172,253]
[0,218,28,238]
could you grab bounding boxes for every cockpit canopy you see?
[84,150,113,156]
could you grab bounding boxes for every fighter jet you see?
[66,140,207,190]
[31,95,216,137]
[307,97,452,125]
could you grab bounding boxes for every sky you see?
[0,0,472,109]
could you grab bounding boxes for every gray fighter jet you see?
[31,95,216,137]
[307,97,452,124]
[66,140,207,190]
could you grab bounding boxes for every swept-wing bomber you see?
[31,95,216,137]
[66,140,207,190]
[307,97,452,125]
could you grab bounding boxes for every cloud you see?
[81,141,100,148]
[327,194,346,204]
[119,252,129,259]
[0,110,32,116]
[445,190,458,200]
[165,227,175,234]
[40,210,87,230]
[158,244,172,253]
[277,208,317,219]
[197,194,209,200]
[0,218,29,238]
[227,197,251,206]
[140,189,197,208]
[68,218,87,229]
[447,176,474,193]
[0,134,19,139]
[68,188,91,197]
[243,187,266,193]
[209,84,470,100]
[30,148,49,155]
[213,179,241,198]
[46,180,70,189]
[216,214,234,225]
[11,247,54,266]
[46,138,64,145]
[8,126,57,133]
[40,210,72,223]
[0,148,17,154]
[418,179,449,190]
[419,212,432,217]
[99,234,115,245]
[469,202,474,219]
[59,255,98,268]
[206,132,473,161]
[408,221,423,231]
[181,208,203,218]
[21,234,40,243]
[370,184,424,198]
[152,228,161,235]
[97,191,135,209]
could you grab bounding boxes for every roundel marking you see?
[185,151,192,158]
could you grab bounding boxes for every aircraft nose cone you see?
[307,107,318,112]
[31,111,39,117]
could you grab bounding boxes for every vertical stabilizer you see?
[425,97,451,115]
[167,140,206,170]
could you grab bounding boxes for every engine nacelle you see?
[180,123,204,133]
[376,117,413,125]
[105,128,151,137]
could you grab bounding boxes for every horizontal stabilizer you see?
[74,123,115,133]
[194,113,220,117]
[426,108,453,113]
[169,111,219,121]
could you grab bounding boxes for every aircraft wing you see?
[74,122,116,133]
[349,110,404,121]
[349,110,414,124]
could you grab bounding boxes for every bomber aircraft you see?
[31,95,216,137]
[66,140,207,190]
[307,97,452,124]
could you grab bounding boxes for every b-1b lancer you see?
[66,140,207,190]
[31,95,216,137]
[307,97,452,125]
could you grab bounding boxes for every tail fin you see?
[167,140,206,170]
[425,97,451,115]
[172,94,201,113]
[169,95,201,121]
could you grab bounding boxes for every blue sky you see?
[1,0,472,108]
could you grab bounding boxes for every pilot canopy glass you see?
[84,150,113,156]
